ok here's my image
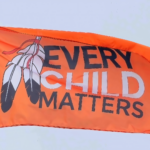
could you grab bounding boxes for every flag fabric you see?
[0,26,150,134]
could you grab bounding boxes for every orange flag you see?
[0,26,150,133]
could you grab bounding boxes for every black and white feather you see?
[23,54,44,104]
[21,37,44,104]
[1,36,45,112]
[1,64,22,112]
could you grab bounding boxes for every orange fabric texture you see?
[0,26,150,134]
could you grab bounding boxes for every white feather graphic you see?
[1,64,22,112]
[18,44,45,60]
[1,36,44,112]
[22,37,44,104]
[23,55,43,73]
[7,55,29,67]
